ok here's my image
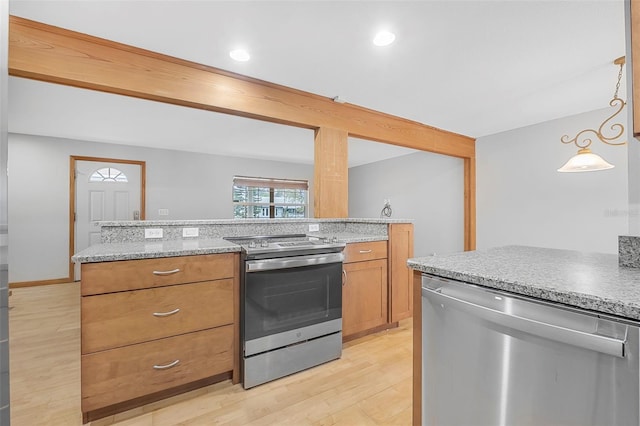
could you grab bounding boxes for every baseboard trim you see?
[9,277,72,288]
[82,373,232,423]
[342,321,400,343]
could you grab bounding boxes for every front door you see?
[74,159,142,280]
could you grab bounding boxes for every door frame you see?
[69,156,146,281]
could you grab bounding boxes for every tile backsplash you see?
[619,235,640,268]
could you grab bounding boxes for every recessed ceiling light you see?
[373,31,395,47]
[229,49,250,62]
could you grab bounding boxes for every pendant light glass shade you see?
[557,57,626,173]
[557,148,614,172]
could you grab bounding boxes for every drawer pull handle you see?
[152,268,181,276]
[153,359,180,370]
[358,249,372,254]
[153,308,180,317]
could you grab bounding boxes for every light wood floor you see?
[9,282,413,426]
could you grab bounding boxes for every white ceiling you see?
[7,0,627,167]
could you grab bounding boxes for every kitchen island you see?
[72,218,414,422]
[408,245,640,426]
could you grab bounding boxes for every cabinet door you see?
[389,223,414,322]
[342,259,388,338]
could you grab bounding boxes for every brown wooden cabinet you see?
[342,241,388,340]
[341,224,414,341]
[388,223,415,322]
[80,252,239,423]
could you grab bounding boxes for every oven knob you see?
[323,238,331,244]
[260,240,269,248]
[332,236,339,243]
[248,241,257,248]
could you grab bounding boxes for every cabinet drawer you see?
[81,253,236,295]
[81,325,234,412]
[81,279,234,353]
[343,241,387,263]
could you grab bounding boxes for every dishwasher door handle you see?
[422,285,626,358]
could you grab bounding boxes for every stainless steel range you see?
[225,234,345,389]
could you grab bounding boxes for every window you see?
[89,167,128,183]
[233,176,308,219]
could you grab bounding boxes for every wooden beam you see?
[8,15,477,249]
[8,15,475,158]
[314,127,349,218]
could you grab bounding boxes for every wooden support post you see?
[314,127,348,218]
[464,156,476,251]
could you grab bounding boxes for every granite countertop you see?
[73,233,389,263]
[97,218,413,226]
[408,245,640,321]
[71,238,241,263]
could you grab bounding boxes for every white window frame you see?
[232,176,309,219]
[89,167,129,183]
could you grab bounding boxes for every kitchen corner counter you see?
[72,218,408,263]
[72,234,391,263]
[71,238,240,263]
[408,245,640,321]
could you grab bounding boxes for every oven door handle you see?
[246,253,344,272]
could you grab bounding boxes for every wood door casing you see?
[70,155,146,282]
[74,159,142,280]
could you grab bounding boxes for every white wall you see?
[8,133,314,282]
[348,150,464,257]
[477,107,629,254]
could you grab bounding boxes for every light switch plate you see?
[308,224,320,232]
[145,228,163,239]
[183,227,199,238]
[158,209,169,216]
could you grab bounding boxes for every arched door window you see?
[89,167,129,183]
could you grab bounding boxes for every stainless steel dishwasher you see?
[421,273,640,426]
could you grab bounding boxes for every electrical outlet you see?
[144,228,163,239]
[158,209,169,216]
[183,227,199,238]
[308,224,320,232]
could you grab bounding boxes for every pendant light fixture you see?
[557,56,627,173]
